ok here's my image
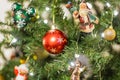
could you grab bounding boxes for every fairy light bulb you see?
[29,72,34,76]
[51,25,56,29]
[10,38,17,45]
[75,54,80,58]
[114,10,119,16]
[43,19,48,24]
[70,61,75,67]
[101,32,105,38]
[106,2,111,7]
[45,7,50,11]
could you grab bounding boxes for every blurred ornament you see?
[111,43,120,53]
[12,2,22,11]
[0,74,4,80]
[43,29,67,54]
[102,26,116,41]
[72,1,99,33]
[33,48,49,60]
[1,45,16,61]
[30,13,40,22]
[14,64,29,80]
[20,58,26,64]
[68,54,92,80]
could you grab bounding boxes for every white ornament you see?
[1,45,16,61]
[112,43,120,53]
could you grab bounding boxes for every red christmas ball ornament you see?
[43,29,67,54]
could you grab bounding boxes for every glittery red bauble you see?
[43,29,67,54]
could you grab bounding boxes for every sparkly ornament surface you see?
[103,26,116,41]
[43,29,67,54]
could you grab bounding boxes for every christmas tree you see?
[0,0,120,80]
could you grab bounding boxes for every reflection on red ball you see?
[42,29,67,54]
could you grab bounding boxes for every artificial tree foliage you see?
[0,0,120,80]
